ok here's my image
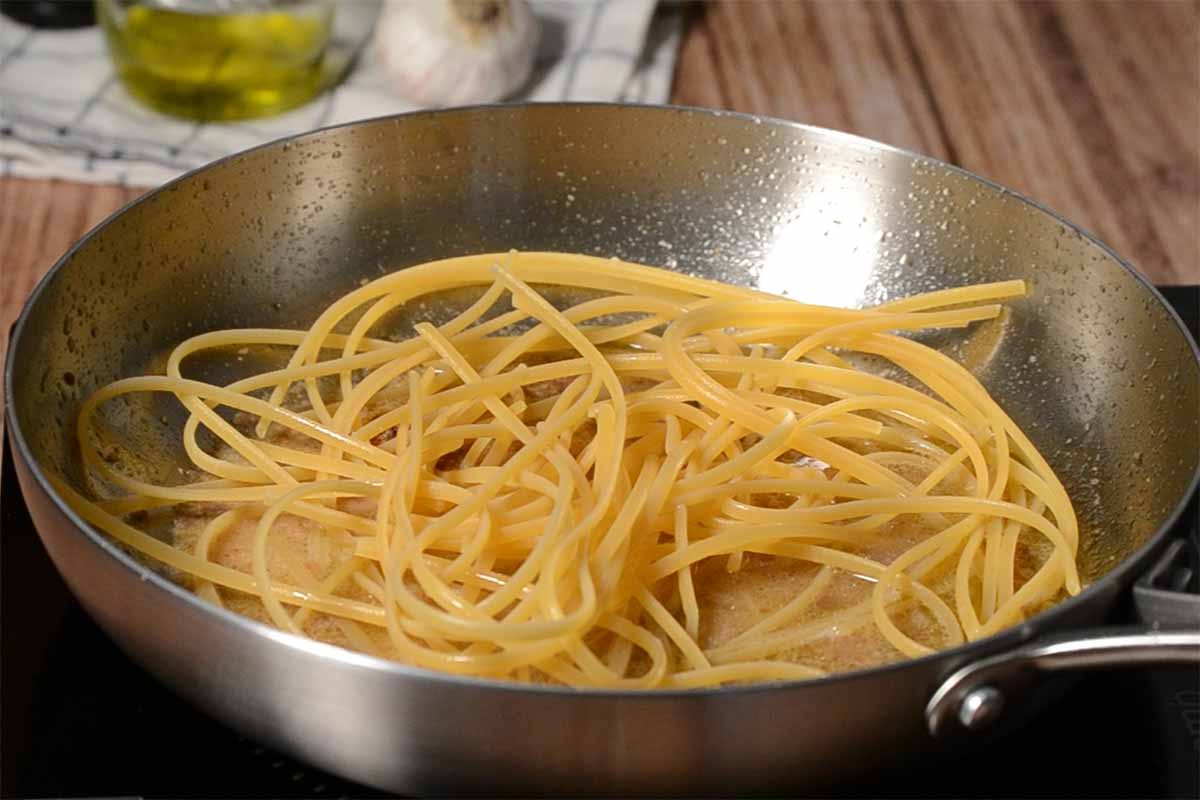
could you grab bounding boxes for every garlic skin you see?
[375,0,540,107]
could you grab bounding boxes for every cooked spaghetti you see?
[65,252,1080,688]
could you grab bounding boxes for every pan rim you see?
[5,100,1199,701]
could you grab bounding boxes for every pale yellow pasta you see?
[67,251,1080,688]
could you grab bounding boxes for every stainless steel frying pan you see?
[6,104,1200,795]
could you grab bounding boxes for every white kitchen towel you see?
[0,0,683,187]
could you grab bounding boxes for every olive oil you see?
[97,0,333,121]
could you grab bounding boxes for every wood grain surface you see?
[2,0,1198,394]
[673,0,1199,287]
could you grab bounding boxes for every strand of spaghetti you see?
[640,439,699,541]
[86,376,393,471]
[379,377,426,655]
[742,541,963,659]
[1007,460,1076,549]
[635,586,710,671]
[292,556,372,629]
[93,479,332,511]
[441,508,492,583]
[542,547,604,669]
[192,507,245,608]
[359,550,531,602]
[252,479,375,633]
[88,377,295,489]
[777,392,992,502]
[467,381,597,618]
[374,398,412,618]
[955,528,987,639]
[984,476,1062,633]
[721,496,1074,573]
[415,326,542,448]
[80,444,372,518]
[644,524,883,582]
[706,597,887,663]
[328,305,533,442]
[595,613,669,688]
[618,350,974,432]
[160,328,388,448]
[998,486,1038,607]
[592,456,659,600]
[171,430,366,489]
[976,553,1066,638]
[458,552,500,606]
[654,326,914,490]
[603,625,636,677]
[391,412,597,633]
[492,265,632,565]
[674,411,798,494]
[860,333,1072,547]
[561,624,627,686]
[259,252,1012,429]
[165,329,399,448]
[672,478,892,508]
[692,343,759,468]
[776,306,1002,370]
[722,566,834,649]
[727,389,886,437]
[327,346,437,442]
[874,279,1026,312]
[664,661,826,688]
[167,331,405,477]
[912,446,974,496]
[856,336,1014,511]
[401,384,590,626]
[517,443,604,632]
[980,518,1005,623]
[257,252,764,430]
[413,323,588,502]
[168,328,395,357]
[354,357,594,442]
[869,512,981,656]
[724,305,996,353]
[479,294,692,378]
[247,302,527,439]
[346,280,508,402]
[53,476,385,625]
[693,416,750,474]
[703,514,892,549]
[672,505,701,642]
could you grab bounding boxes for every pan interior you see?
[10,105,1199,589]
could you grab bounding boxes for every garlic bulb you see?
[375,0,540,107]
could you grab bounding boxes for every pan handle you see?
[924,628,1200,736]
[925,539,1200,738]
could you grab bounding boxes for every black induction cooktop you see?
[3,286,1198,799]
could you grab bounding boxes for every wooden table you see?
[2,0,1197,388]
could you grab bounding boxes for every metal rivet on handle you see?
[958,686,1005,730]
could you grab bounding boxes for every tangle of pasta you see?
[65,252,1080,688]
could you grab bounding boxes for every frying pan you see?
[5,104,1200,795]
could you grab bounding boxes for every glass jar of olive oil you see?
[97,0,334,121]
